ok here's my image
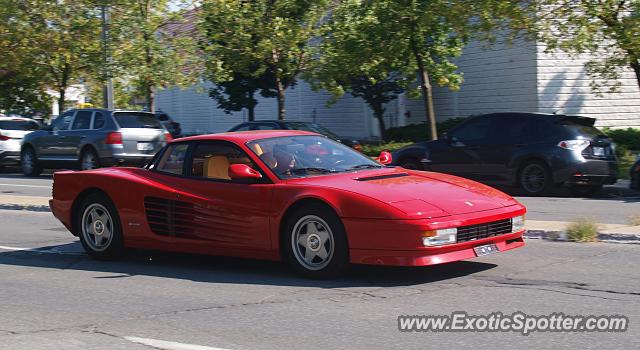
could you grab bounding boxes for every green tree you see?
[200,0,331,120]
[208,70,277,121]
[110,1,201,111]
[0,0,101,113]
[535,0,640,92]
[310,0,528,140]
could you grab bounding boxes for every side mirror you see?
[440,132,449,142]
[228,164,262,180]
[376,151,392,165]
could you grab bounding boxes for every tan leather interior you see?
[203,156,231,180]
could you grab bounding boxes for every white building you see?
[47,84,87,116]
[156,39,640,139]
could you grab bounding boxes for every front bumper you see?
[343,205,527,266]
[350,232,524,266]
[0,151,20,165]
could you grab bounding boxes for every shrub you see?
[565,218,599,242]
[361,142,413,157]
[603,127,640,151]
[384,117,467,142]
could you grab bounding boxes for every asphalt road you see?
[1,168,639,224]
[0,210,638,349]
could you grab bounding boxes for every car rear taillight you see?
[0,134,9,141]
[557,139,590,151]
[164,132,173,142]
[105,132,122,144]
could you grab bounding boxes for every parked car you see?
[228,120,362,151]
[155,111,182,138]
[390,112,618,196]
[21,109,172,176]
[50,130,525,278]
[0,116,41,169]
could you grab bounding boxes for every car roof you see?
[178,130,319,143]
[0,116,35,122]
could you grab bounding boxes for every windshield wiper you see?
[348,164,382,170]
[289,167,340,175]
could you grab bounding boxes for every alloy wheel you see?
[81,203,114,252]
[291,215,335,271]
[521,163,547,194]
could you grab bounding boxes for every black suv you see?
[391,113,618,196]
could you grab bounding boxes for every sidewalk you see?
[0,194,639,243]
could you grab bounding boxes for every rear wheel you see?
[283,204,349,279]
[76,192,124,260]
[80,148,100,171]
[570,185,603,197]
[21,147,42,177]
[518,161,552,196]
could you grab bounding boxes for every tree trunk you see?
[373,104,386,141]
[58,89,66,115]
[248,105,255,121]
[412,47,438,141]
[631,60,640,92]
[275,73,286,120]
[146,83,155,112]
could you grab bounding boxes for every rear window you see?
[285,122,339,139]
[0,120,40,131]
[561,123,605,138]
[114,112,163,129]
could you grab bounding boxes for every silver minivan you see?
[21,109,171,176]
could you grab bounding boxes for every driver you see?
[271,144,296,175]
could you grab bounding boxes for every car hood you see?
[288,168,520,218]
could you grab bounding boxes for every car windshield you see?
[114,112,163,129]
[285,122,339,139]
[0,120,40,131]
[247,135,381,179]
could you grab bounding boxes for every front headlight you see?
[423,228,457,246]
[512,215,525,232]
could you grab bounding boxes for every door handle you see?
[59,136,67,139]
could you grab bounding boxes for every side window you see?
[253,123,278,130]
[71,111,92,130]
[450,118,492,146]
[499,117,528,144]
[156,143,189,175]
[93,112,106,129]
[190,141,258,181]
[157,114,169,122]
[52,112,74,131]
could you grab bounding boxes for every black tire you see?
[80,148,100,171]
[631,173,639,190]
[283,203,349,279]
[399,158,422,170]
[518,161,552,196]
[570,185,603,197]
[21,147,42,177]
[75,192,124,260]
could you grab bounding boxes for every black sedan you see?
[390,112,618,196]
[228,120,362,152]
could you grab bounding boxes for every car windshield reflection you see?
[247,135,381,179]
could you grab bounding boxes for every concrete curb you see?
[524,230,640,244]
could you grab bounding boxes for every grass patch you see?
[565,218,599,242]
[617,150,636,180]
[629,214,640,226]
[361,142,413,157]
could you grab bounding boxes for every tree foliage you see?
[535,0,640,92]
[200,0,331,120]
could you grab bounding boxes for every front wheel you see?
[76,193,124,260]
[518,161,552,196]
[283,204,349,279]
[21,147,42,177]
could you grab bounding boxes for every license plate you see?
[474,244,499,257]
[137,142,154,151]
[592,147,605,156]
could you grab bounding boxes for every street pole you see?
[101,5,114,110]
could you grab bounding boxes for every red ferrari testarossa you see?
[50,130,526,278]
